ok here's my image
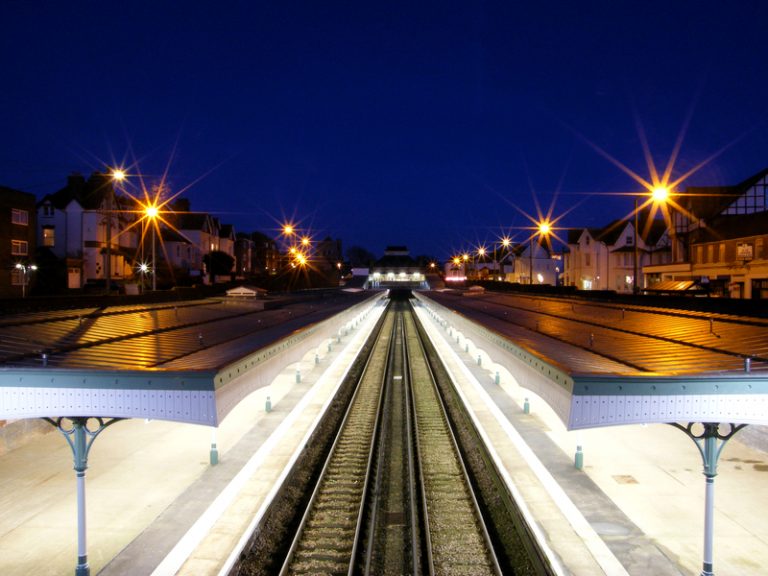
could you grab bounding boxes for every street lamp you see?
[15,263,37,298]
[144,204,158,291]
[476,247,486,279]
[105,169,126,294]
[530,221,551,285]
[634,185,671,294]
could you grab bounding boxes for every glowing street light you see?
[15,263,37,298]
[651,185,670,203]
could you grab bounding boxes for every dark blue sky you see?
[2,1,767,259]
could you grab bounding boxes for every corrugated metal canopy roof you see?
[425,290,768,377]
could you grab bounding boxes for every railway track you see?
[277,301,508,575]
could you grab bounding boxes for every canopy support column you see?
[669,422,746,576]
[44,417,125,576]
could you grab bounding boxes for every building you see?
[646,168,768,298]
[0,186,37,297]
[313,237,343,273]
[36,172,138,290]
[563,210,668,292]
[234,233,253,278]
[249,231,280,276]
[369,246,426,288]
[506,240,559,285]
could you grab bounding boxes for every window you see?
[696,246,703,263]
[11,268,24,286]
[584,253,591,266]
[626,235,634,246]
[706,244,714,263]
[42,203,55,217]
[757,238,764,260]
[42,226,55,247]
[718,243,725,263]
[11,209,28,226]
[724,176,767,215]
[11,239,28,256]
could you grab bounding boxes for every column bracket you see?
[43,416,125,576]
[668,422,747,576]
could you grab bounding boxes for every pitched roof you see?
[682,167,768,220]
[40,172,116,211]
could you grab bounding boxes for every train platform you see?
[0,301,766,575]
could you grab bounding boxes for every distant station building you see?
[369,246,428,289]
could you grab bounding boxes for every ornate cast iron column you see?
[44,417,124,576]
[670,422,747,576]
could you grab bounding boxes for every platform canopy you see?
[416,291,768,430]
[0,292,384,426]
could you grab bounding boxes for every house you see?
[647,168,768,298]
[1,186,37,297]
[234,233,253,277]
[563,210,668,292]
[164,212,217,282]
[36,172,138,290]
[507,240,559,285]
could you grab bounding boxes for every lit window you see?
[11,208,28,226]
[11,239,28,256]
[42,226,55,247]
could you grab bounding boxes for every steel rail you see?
[278,307,394,575]
[404,307,503,575]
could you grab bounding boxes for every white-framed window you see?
[12,208,28,226]
[42,226,55,247]
[11,239,28,256]
[42,203,55,217]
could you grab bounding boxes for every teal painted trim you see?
[0,368,216,391]
[572,374,768,396]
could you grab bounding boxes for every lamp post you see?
[477,247,486,279]
[531,221,551,285]
[633,186,670,294]
[633,197,639,294]
[144,204,158,291]
[498,236,511,281]
[15,263,37,298]
[105,170,125,294]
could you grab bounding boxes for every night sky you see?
[2,1,767,260]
